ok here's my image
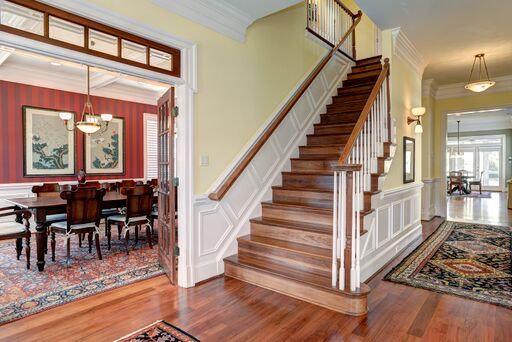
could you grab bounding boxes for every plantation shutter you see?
[144,114,158,179]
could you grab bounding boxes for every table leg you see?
[35,209,47,272]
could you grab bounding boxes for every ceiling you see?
[0,47,168,105]
[447,108,512,133]
[356,0,512,84]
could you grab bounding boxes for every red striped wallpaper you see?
[0,80,157,184]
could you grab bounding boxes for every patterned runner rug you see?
[385,221,511,308]
[115,320,199,342]
[0,231,163,325]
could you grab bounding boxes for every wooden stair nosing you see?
[238,235,332,258]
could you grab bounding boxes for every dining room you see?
[0,41,179,324]
[445,108,512,225]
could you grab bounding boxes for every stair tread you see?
[262,201,333,213]
[307,132,351,137]
[250,217,331,234]
[314,122,357,128]
[225,254,333,290]
[282,170,334,175]
[238,234,331,257]
[272,186,333,193]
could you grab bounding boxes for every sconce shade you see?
[100,113,113,122]
[59,112,73,121]
[415,124,423,134]
[412,107,426,116]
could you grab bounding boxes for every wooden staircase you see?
[225,56,395,316]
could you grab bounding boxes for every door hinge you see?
[173,245,180,256]
[172,106,179,117]
[172,177,179,187]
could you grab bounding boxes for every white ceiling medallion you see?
[389,27,426,77]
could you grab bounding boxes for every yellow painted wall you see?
[343,0,376,60]
[381,31,423,190]
[430,91,512,178]
[89,0,381,194]
[421,95,436,179]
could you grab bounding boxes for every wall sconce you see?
[407,107,425,133]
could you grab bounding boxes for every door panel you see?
[157,87,177,284]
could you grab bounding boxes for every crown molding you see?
[151,0,254,43]
[389,27,426,77]
[422,78,438,98]
[434,74,512,100]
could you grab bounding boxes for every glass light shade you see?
[76,121,101,134]
[100,113,113,121]
[411,107,426,116]
[465,81,495,93]
[59,112,73,121]
[414,124,423,134]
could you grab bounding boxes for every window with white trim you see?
[144,113,158,180]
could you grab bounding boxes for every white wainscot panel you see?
[274,114,299,153]
[223,171,259,220]
[392,202,402,233]
[403,199,411,228]
[308,73,327,106]
[323,58,344,87]
[198,205,233,256]
[377,207,389,246]
[250,139,280,184]
[292,93,314,129]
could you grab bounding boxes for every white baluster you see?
[350,171,356,292]
[339,171,346,290]
[355,170,361,287]
[332,171,338,288]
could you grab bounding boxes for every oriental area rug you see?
[115,320,200,342]
[0,232,163,325]
[385,221,511,309]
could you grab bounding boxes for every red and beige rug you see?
[115,320,199,342]
[385,221,511,308]
[0,232,163,325]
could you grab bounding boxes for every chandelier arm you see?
[482,56,492,81]
[467,57,477,83]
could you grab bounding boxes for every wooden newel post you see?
[343,170,354,290]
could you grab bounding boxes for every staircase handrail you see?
[208,8,362,201]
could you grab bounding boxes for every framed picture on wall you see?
[403,136,415,184]
[84,117,125,175]
[22,106,76,177]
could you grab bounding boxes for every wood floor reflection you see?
[447,192,512,226]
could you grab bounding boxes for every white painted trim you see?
[380,182,423,199]
[434,74,512,100]
[389,27,426,77]
[422,78,438,98]
[151,0,253,43]
[143,113,158,180]
[0,0,198,288]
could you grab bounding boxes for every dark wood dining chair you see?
[448,171,463,195]
[49,187,106,263]
[0,206,31,269]
[32,183,67,224]
[106,185,153,254]
[116,179,143,192]
[469,171,485,194]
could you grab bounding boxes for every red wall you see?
[0,80,157,184]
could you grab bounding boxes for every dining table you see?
[6,191,157,272]
[447,175,474,194]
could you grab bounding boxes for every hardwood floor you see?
[1,216,510,341]
[447,192,512,226]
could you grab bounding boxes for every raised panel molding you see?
[193,53,353,284]
[197,204,233,256]
[360,183,423,281]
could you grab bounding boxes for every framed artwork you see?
[403,136,415,184]
[23,106,76,177]
[84,117,125,175]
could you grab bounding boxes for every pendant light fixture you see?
[59,65,112,134]
[464,53,495,93]
[450,120,463,158]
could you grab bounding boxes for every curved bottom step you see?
[224,255,370,316]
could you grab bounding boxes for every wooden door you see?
[157,88,177,284]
